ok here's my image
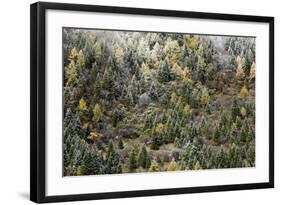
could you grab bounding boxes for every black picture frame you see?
[30,1,274,203]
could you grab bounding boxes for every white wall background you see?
[0,0,279,204]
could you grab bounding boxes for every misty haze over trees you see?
[63,28,255,176]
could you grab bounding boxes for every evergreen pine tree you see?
[65,60,78,86]
[138,145,150,168]
[102,66,114,92]
[157,60,174,83]
[95,73,102,97]
[118,138,124,150]
[150,134,162,150]
[105,141,122,174]
[213,126,221,144]
[240,125,248,143]
[80,151,103,175]
[231,97,240,121]
[200,87,210,107]
[129,148,138,172]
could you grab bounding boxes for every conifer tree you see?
[95,73,102,97]
[150,134,162,150]
[205,103,212,115]
[157,60,174,83]
[134,62,142,80]
[65,60,78,85]
[236,55,245,79]
[68,47,78,61]
[112,108,122,127]
[118,138,124,150]
[77,50,85,70]
[244,48,254,75]
[193,161,201,170]
[213,126,221,144]
[105,141,122,174]
[240,85,249,98]
[240,125,248,143]
[231,97,240,121]
[200,87,210,107]
[164,37,181,64]
[102,66,114,92]
[249,62,256,80]
[235,116,243,129]
[93,41,102,63]
[80,151,103,175]
[138,145,150,168]
[149,80,159,100]
[230,123,238,143]
[92,103,102,123]
[129,148,138,172]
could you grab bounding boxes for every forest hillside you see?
[63,28,256,176]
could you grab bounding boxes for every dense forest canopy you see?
[63,28,255,176]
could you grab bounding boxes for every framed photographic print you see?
[30,1,274,203]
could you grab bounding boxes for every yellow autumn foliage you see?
[93,42,102,60]
[78,98,87,111]
[167,159,177,171]
[182,67,192,83]
[77,50,85,69]
[200,87,210,106]
[240,106,247,117]
[193,161,201,170]
[236,56,245,79]
[183,104,191,115]
[92,103,102,122]
[164,37,181,64]
[141,62,150,80]
[249,62,256,80]
[171,92,177,103]
[68,47,78,61]
[88,131,98,141]
[149,160,159,172]
[82,123,89,129]
[66,60,77,85]
[76,166,81,176]
[185,36,197,49]
[172,63,182,77]
[240,85,249,98]
[114,46,125,66]
[155,123,165,133]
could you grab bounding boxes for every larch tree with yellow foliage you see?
[164,37,181,64]
[236,55,246,79]
[249,62,256,80]
[149,160,159,172]
[78,98,87,112]
[167,158,178,171]
[92,103,102,123]
[200,87,210,107]
[240,85,249,98]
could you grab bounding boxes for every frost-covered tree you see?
[164,37,181,64]
[157,60,174,83]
